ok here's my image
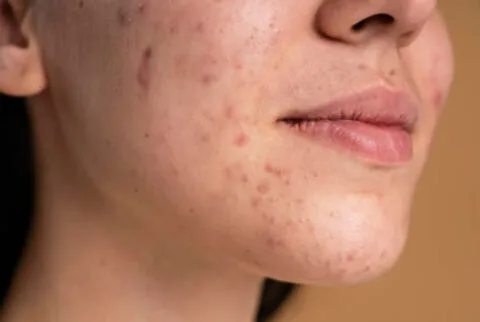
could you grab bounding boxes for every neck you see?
[3,196,263,322]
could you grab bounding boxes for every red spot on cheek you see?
[234,133,250,147]
[195,22,205,33]
[138,47,153,90]
[241,174,249,183]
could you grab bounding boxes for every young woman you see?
[0,0,454,321]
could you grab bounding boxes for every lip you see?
[277,87,419,166]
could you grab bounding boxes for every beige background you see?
[273,1,480,321]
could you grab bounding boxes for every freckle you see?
[363,265,371,272]
[138,46,153,90]
[295,198,304,205]
[257,183,270,194]
[234,133,250,147]
[78,0,84,8]
[389,69,396,76]
[144,133,150,139]
[134,188,139,193]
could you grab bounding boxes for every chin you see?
[240,195,412,286]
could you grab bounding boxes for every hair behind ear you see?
[0,94,35,304]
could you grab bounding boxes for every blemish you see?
[201,74,218,86]
[200,133,210,142]
[264,163,288,178]
[224,104,234,119]
[358,64,367,70]
[234,133,250,147]
[257,183,270,194]
[195,22,205,33]
[169,25,179,34]
[346,252,356,262]
[251,197,261,208]
[78,0,84,9]
[234,62,243,70]
[433,90,444,109]
[138,46,153,90]
[241,174,249,183]
[389,69,396,76]
[144,133,150,139]
[117,8,132,26]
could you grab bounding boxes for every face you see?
[25,0,453,284]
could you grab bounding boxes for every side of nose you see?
[315,0,437,46]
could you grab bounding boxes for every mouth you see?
[277,88,419,166]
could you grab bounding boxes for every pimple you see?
[358,64,367,71]
[234,62,243,70]
[138,46,153,90]
[234,132,250,147]
[264,163,289,179]
[241,174,249,183]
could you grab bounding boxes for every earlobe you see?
[0,3,46,97]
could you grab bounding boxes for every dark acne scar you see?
[138,47,153,90]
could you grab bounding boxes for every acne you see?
[264,163,289,179]
[433,89,444,110]
[241,174,249,184]
[78,0,84,9]
[138,46,153,90]
[257,182,270,195]
[234,132,250,147]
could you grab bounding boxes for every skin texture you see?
[0,0,454,321]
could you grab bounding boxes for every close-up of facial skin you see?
[0,0,454,320]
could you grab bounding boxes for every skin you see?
[0,0,453,321]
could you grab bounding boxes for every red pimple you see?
[201,74,218,86]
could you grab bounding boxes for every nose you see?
[315,0,437,46]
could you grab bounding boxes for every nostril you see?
[352,14,395,32]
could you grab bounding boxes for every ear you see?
[0,0,46,97]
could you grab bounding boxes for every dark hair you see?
[0,94,296,321]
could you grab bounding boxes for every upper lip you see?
[278,87,419,133]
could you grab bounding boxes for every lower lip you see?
[283,120,413,165]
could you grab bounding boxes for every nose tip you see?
[315,0,438,46]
